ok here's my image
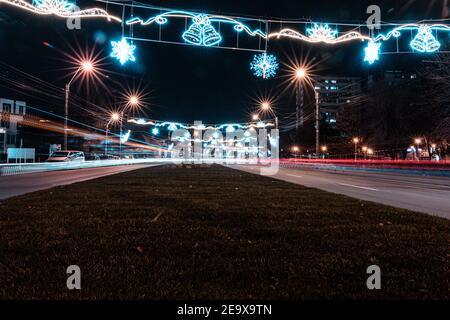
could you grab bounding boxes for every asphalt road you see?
[231,164,450,219]
[0,164,160,200]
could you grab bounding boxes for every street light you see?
[414,138,422,160]
[260,101,278,129]
[64,59,95,150]
[353,137,359,160]
[251,114,259,121]
[293,67,320,155]
[362,146,368,160]
[105,111,122,155]
[321,145,328,159]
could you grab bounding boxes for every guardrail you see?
[280,159,450,177]
[0,159,168,177]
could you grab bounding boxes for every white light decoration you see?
[364,41,381,65]
[110,37,136,65]
[0,0,121,21]
[410,25,440,53]
[268,28,371,44]
[306,23,338,42]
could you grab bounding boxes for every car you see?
[85,154,100,161]
[46,151,85,163]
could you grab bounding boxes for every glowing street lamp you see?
[292,66,320,155]
[292,146,300,153]
[251,114,259,121]
[105,111,122,155]
[296,68,307,80]
[321,145,328,152]
[128,95,139,107]
[260,101,278,129]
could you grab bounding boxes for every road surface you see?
[231,164,450,219]
[0,164,160,200]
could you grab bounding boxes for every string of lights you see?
[2,0,449,71]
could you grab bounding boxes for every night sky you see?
[0,0,447,124]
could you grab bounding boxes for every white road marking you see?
[338,183,379,191]
[286,174,303,178]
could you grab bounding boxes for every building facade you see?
[0,98,26,155]
[313,76,362,125]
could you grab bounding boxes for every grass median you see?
[0,164,449,299]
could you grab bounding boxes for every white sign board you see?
[7,148,35,162]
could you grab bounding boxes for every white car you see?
[46,151,85,163]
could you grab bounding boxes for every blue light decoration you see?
[182,14,222,46]
[0,0,122,22]
[372,24,450,54]
[151,127,159,135]
[126,10,266,48]
[110,37,136,65]
[364,41,381,65]
[167,123,178,131]
[306,23,338,42]
[33,0,74,12]
[410,25,440,53]
[250,53,279,79]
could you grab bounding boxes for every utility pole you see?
[296,81,304,133]
[315,90,320,155]
[64,84,70,150]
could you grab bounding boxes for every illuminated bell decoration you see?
[410,25,441,53]
[182,14,222,47]
[167,123,178,131]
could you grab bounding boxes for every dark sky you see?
[0,0,447,124]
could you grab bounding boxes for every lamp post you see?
[295,68,306,132]
[414,138,422,160]
[362,146,368,160]
[353,137,359,160]
[295,68,320,155]
[64,60,94,150]
[321,145,327,159]
[106,112,121,155]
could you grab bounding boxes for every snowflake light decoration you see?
[110,37,136,65]
[364,41,381,65]
[306,23,338,42]
[250,53,279,79]
[33,0,74,13]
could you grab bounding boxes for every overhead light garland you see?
[0,0,121,21]
[128,119,275,131]
[3,0,450,66]
[125,10,266,46]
